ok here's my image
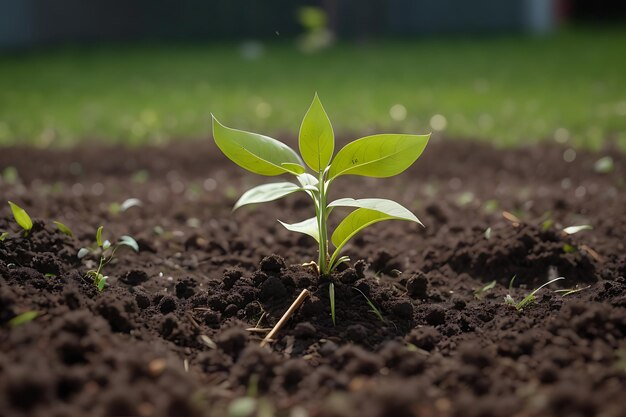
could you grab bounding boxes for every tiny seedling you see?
[329,282,336,325]
[352,287,385,322]
[8,201,33,235]
[0,232,8,241]
[554,285,590,297]
[9,311,38,327]
[474,280,496,299]
[53,220,74,237]
[504,277,564,311]
[79,226,139,291]
[212,94,429,276]
[508,275,517,290]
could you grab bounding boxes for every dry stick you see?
[260,289,310,348]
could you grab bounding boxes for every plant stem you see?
[317,172,329,275]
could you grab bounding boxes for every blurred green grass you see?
[0,29,625,148]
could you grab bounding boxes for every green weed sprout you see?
[212,94,429,276]
[504,277,564,311]
[474,280,496,299]
[78,226,139,291]
[9,311,38,327]
[53,221,74,237]
[8,201,33,235]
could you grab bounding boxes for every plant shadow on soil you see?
[0,139,625,417]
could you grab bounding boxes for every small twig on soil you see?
[502,211,521,227]
[246,327,272,333]
[260,289,310,348]
[186,312,201,329]
[580,244,603,262]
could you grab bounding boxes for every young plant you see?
[78,226,139,291]
[9,310,38,327]
[8,201,33,236]
[504,277,564,311]
[212,94,429,276]
[474,280,496,299]
[53,220,74,237]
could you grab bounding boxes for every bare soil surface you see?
[0,138,625,417]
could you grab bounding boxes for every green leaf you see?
[296,173,318,187]
[327,133,430,180]
[8,201,33,232]
[328,198,422,225]
[234,182,302,210]
[330,208,418,265]
[278,217,319,242]
[97,275,107,291]
[281,163,306,175]
[9,311,38,327]
[118,235,139,252]
[329,283,336,326]
[53,221,73,237]
[96,226,104,247]
[212,116,304,176]
[0,232,8,241]
[299,93,334,172]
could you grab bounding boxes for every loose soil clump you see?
[1,139,625,417]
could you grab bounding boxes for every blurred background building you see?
[1,0,625,49]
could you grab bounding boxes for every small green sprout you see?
[353,287,385,322]
[554,285,590,297]
[9,311,38,327]
[53,221,74,237]
[8,201,33,235]
[212,94,429,276]
[79,226,139,291]
[563,243,577,253]
[504,277,564,311]
[508,275,517,290]
[0,232,8,241]
[329,282,336,325]
[474,280,496,299]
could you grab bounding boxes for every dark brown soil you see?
[0,138,625,417]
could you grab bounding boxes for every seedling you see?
[353,287,385,323]
[504,277,564,311]
[79,226,139,291]
[212,94,429,276]
[9,311,38,327]
[329,282,336,325]
[8,201,33,235]
[474,280,496,299]
[554,285,590,297]
[53,220,74,237]
[0,232,8,241]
